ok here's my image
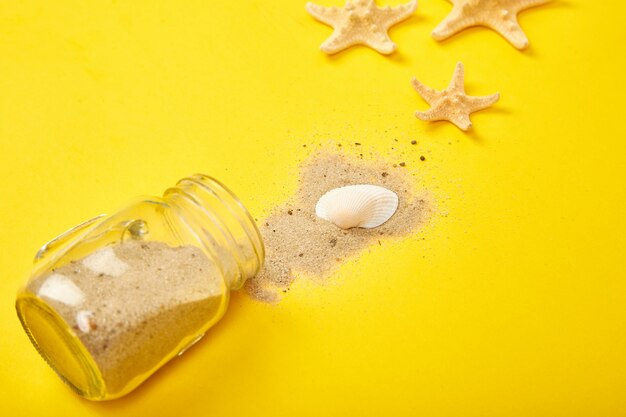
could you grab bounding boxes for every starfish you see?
[432,0,550,49]
[411,62,499,131]
[306,0,418,54]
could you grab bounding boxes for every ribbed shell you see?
[315,185,399,230]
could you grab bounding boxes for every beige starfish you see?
[306,0,418,54]
[411,62,499,131]
[432,0,550,49]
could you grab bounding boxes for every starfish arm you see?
[466,93,500,112]
[448,61,466,91]
[485,15,530,49]
[411,77,440,105]
[416,108,472,131]
[319,30,355,54]
[415,109,444,122]
[449,114,473,131]
[431,5,476,41]
[364,33,397,54]
[376,0,418,29]
[305,2,344,27]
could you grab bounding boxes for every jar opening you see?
[164,175,265,289]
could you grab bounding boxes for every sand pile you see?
[245,150,432,302]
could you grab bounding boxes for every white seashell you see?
[38,274,85,306]
[315,185,399,230]
[76,310,96,333]
[82,246,129,277]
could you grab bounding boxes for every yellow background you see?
[1,0,625,415]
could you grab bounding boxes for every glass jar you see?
[15,175,264,400]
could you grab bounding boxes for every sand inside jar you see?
[28,240,225,394]
[245,149,433,302]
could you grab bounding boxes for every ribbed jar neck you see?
[163,174,264,290]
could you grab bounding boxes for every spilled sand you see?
[245,150,433,302]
